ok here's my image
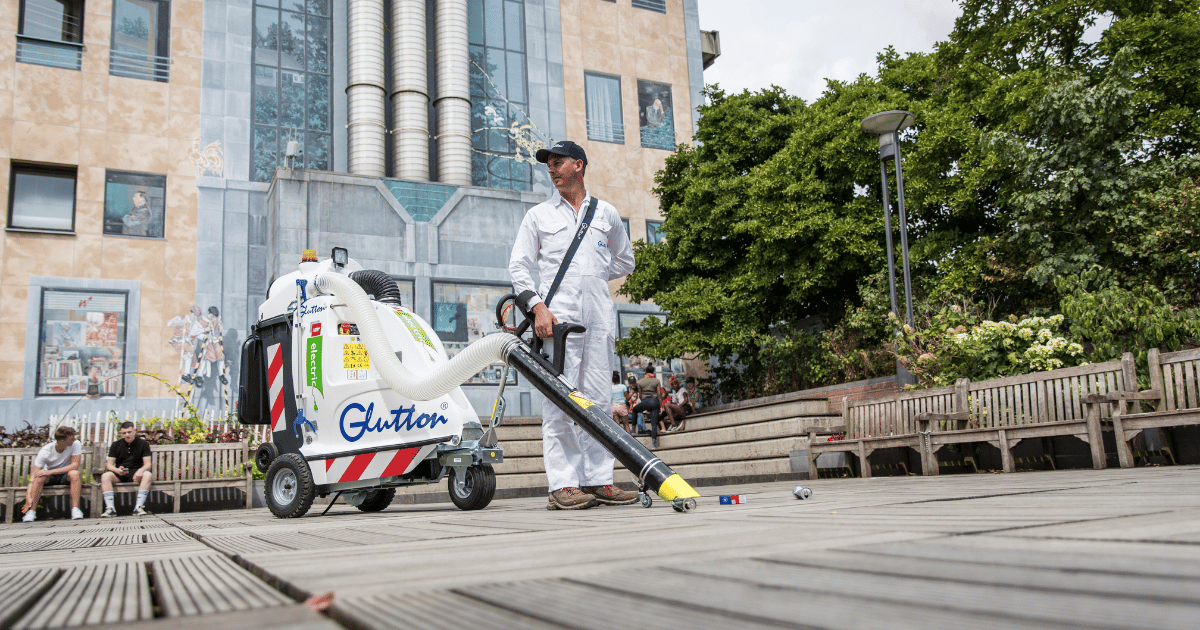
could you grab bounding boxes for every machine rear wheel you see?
[255,442,279,474]
[447,465,496,511]
[265,453,315,518]
[355,488,396,512]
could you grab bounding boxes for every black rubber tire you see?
[255,442,279,474]
[265,453,316,518]
[447,465,496,511]
[355,488,396,512]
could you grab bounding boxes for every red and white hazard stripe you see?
[322,447,422,484]
[267,343,286,432]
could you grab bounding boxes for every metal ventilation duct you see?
[434,0,471,185]
[347,0,387,177]
[390,0,429,180]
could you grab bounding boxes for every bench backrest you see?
[1149,347,1200,412]
[0,446,99,486]
[967,354,1135,428]
[91,442,250,481]
[843,382,962,438]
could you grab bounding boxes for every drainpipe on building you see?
[391,0,430,180]
[347,0,388,177]
[433,0,471,185]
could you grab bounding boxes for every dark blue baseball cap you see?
[535,140,587,166]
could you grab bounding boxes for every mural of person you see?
[166,306,202,379]
[122,191,153,236]
[645,98,667,128]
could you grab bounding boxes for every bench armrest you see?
[915,411,970,431]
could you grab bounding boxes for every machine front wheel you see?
[355,488,396,512]
[265,453,316,518]
[447,465,496,511]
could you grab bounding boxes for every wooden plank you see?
[13,562,152,629]
[152,554,291,617]
[0,567,61,629]
[83,604,340,630]
[339,591,567,630]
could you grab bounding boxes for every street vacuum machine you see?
[238,248,700,517]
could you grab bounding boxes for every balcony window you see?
[585,72,624,144]
[16,0,85,70]
[110,0,171,82]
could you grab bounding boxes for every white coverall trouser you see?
[508,191,635,492]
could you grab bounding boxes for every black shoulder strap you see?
[543,196,598,308]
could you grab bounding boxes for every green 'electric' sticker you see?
[306,336,323,396]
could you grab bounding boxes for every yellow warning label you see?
[342,342,370,369]
[568,391,594,409]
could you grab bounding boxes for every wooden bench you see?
[90,442,254,517]
[922,354,1136,473]
[1108,348,1200,468]
[1,448,99,523]
[808,383,964,478]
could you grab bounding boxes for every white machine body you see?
[259,256,479,489]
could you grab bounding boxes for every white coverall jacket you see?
[508,189,635,491]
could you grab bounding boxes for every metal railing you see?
[16,36,82,71]
[109,48,171,82]
[587,120,626,144]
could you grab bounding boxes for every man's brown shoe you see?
[548,487,599,510]
[582,485,639,506]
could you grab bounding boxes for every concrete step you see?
[684,398,832,431]
[491,436,809,476]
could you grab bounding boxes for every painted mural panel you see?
[637,80,675,150]
[38,289,129,397]
[167,305,236,414]
[103,170,166,238]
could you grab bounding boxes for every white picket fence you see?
[48,410,272,446]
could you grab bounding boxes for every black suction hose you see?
[349,270,403,306]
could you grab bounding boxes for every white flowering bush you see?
[895,310,1086,388]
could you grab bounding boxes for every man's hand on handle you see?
[532,303,560,338]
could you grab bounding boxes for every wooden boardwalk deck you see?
[1,466,1199,629]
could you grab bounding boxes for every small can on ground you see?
[719,494,746,505]
[792,486,813,500]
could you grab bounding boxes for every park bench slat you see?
[0,567,60,630]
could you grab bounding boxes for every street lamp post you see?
[861,110,916,388]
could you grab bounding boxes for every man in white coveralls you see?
[509,140,640,510]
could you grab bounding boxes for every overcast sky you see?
[696,0,963,102]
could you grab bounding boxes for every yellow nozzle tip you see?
[657,474,700,502]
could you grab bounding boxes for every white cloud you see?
[697,0,962,102]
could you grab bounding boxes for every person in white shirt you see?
[509,140,639,510]
[23,426,84,521]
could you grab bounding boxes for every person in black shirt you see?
[99,422,154,516]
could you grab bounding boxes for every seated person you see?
[630,365,663,448]
[662,376,694,432]
[685,377,702,410]
[100,422,154,517]
[22,426,84,522]
[611,371,633,433]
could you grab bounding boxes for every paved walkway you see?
[2,466,1199,629]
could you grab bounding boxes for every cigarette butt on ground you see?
[305,591,335,612]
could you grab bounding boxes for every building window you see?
[251,0,333,182]
[646,220,663,244]
[431,281,517,385]
[389,277,416,310]
[622,218,630,239]
[638,80,675,150]
[585,72,624,144]
[103,170,166,238]
[109,0,171,82]
[8,163,77,233]
[468,0,532,191]
[618,312,685,381]
[632,0,667,13]
[16,0,84,70]
[38,289,130,397]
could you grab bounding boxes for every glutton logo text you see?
[339,402,448,442]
